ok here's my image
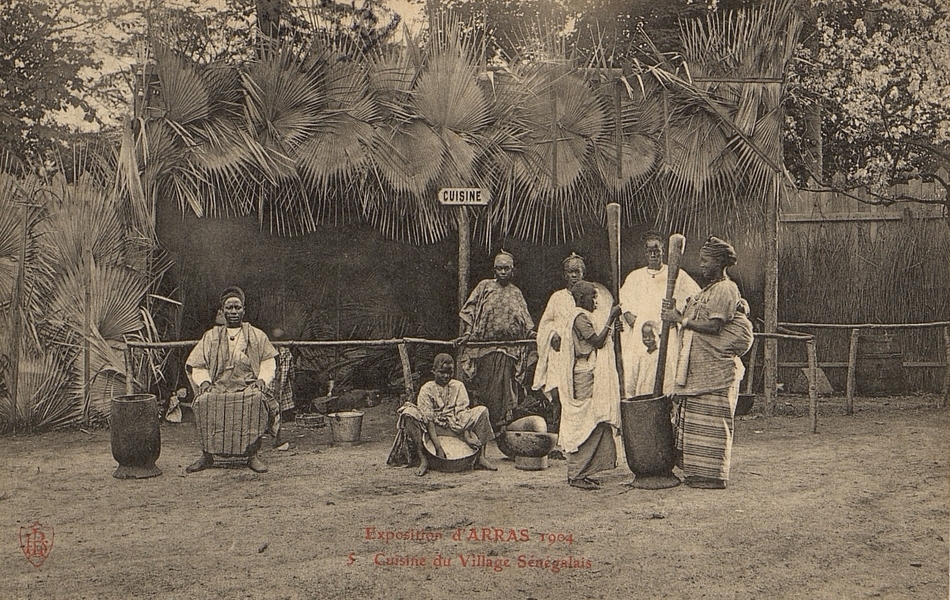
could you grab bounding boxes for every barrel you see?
[110,394,162,479]
[620,394,680,489]
[856,332,904,396]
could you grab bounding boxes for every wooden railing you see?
[777,322,950,414]
[124,338,537,407]
[127,332,830,432]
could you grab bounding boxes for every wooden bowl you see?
[497,430,558,458]
[506,415,548,432]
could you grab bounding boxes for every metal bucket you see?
[620,394,679,489]
[328,411,364,445]
[110,394,162,479]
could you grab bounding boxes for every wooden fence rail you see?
[126,333,826,433]
[778,322,950,413]
[124,338,537,405]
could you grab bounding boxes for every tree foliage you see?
[787,0,950,209]
[0,0,99,163]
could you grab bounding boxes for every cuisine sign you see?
[438,188,490,206]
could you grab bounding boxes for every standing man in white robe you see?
[618,231,700,397]
[533,253,612,433]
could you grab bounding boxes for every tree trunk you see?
[803,103,823,184]
[256,0,282,42]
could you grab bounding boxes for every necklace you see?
[703,275,727,290]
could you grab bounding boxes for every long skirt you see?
[470,351,518,428]
[567,422,616,481]
[674,388,734,480]
[193,389,275,456]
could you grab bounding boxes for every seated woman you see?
[388,353,496,476]
[557,281,622,490]
[185,286,279,474]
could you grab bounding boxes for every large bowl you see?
[422,435,478,472]
[497,430,557,458]
[496,414,555,458]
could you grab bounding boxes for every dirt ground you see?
[1,393,947,600]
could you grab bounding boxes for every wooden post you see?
[82,249,92,425]
[125,345,134,396]
[745,337,759,395]
[614,80,623,181]
[397,342,415,403]
[807,337,818,434]
[846,327,860,415]
[606,203,624,397]
[763,178,781,416]
[457,207,470,335]
[943,325,950,408]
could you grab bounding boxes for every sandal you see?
[685,476,726,489]
[568,477,600,490]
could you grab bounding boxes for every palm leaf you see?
[370,120,444,196]
[0,348,78,433]
[38,182,127,273]
[47,262,148,342]
[153,46,211,125]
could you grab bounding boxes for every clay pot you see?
[110,394,162,479]
[736,393,755,416]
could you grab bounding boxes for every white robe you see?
[533,283,612,398]
[618,265,700,398]
[556,307,621,454]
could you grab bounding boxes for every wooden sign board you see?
[437,187,490,206]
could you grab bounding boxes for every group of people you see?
[182,232,753,491]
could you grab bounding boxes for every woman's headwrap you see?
[562,252,585,269]
[433,353,455,371]
[700,236,738,267]
[494,250,514,267]
[570,280,596,304]
[220,286,245,306]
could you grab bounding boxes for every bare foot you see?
[475,455,497,471]
[416,456,429,477]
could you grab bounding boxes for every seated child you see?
[387,354,496,476]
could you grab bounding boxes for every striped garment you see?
[674,388,735,480]
[671,277,752,481]
[193,389,275,456]
[274,347,295,413]
[186,323,280,456]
